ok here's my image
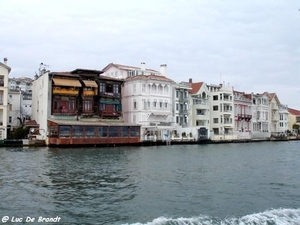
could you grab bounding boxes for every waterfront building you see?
[207,83,234,140]
[7,90,22,129]
[0,58,10,139]
[233,91,252,139]
[288,108,300,132]
[32,68,140,146]
[116,63,174,140]
[251,92,270,139]
[173,82,190,128]
[187,79,210,140]
[268,93,289,137]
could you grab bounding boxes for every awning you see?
[83,80,98,88]
[53,78,81,87]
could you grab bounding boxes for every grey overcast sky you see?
[1,0,300,108]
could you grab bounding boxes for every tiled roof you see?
[268,93,276,101]
[189,82,203,94]
[288,108,300,115]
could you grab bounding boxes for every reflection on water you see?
[1,141,300,224]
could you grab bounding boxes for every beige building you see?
[288,108,300,131]
[0,58,11,139]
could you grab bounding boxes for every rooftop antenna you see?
[39,62,49,75]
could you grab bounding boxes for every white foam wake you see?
[123,208,300,225]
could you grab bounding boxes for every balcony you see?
[83,90,96,96]
[99,110,122,117]
[237,114,252,121]
[53,88,78,95]
[99,92,121,98]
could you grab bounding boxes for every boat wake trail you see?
[124,208,300,225]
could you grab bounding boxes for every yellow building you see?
[288,108,300,131]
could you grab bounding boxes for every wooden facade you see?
[51,69,123,119]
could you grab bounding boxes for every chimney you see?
[141,62,146,71]
[189,78,192,83]
[160,64,167,76]
[3,57,8,65]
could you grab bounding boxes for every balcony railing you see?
[99,110,122,117]
[237,114,252,120]
[53,88,78,95]
[83,90,96,96]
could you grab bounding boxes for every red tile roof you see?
[189,82,203,94]
[288,108,300,115]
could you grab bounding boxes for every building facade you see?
[0,58,11,139]
[233,91,252,139]
[251,92,270,139]
[207,83,234,140]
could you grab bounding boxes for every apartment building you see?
[207,83,234,140]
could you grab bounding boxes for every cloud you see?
[1,0,299,108]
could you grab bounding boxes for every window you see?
[99,83,105,92]
[142,84,146,92]
[59,126,71,137]
[153,100,157,108]
[165,102,168,108]
[98,127,107,137]
[113,84,119,93]
[9,104,12,111]
[9,116,12,123]
[85,127,95,138]
[213,95,218,100]
[120,127,129,137]
[176,103,179,111]
[159,101,163,108]
[73,126,84,138]
[142,99,146,110]
[69,99,75,111]
[176,90,179,98]
[176,116,179,123]
[133,84,136,93]
[109,127,118,137]
[213,118,219,123]
[100,104,105,110]
[134,100,137,109]
[83,100,93,111]
[130,126,140,137]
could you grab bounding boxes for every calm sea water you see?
[1,141,300,225]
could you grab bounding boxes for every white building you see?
[268,93,289,137]
[7,90,22,129]
[9,77,33,92]
[102,62,160,79]
[0,58,10,139]
[32,70,51,140]
[207,83,234,140]
[187,79,210,140]
[113,63,174,140]
[251,92,270,139]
